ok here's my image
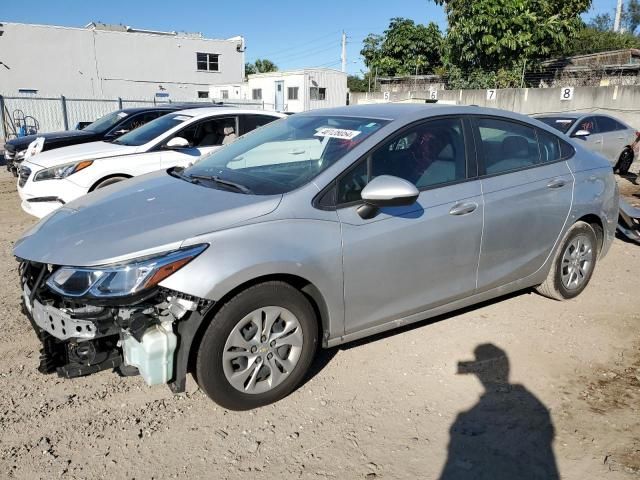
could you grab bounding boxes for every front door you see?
[572,116,604,157]
[474,117,574,291]
[274,81,284,112]
[336,117,484,334]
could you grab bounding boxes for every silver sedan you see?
[14,104,618,409]
[535,112,638,174]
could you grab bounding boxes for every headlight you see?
[46,244,208,298]
[33,160,93,182]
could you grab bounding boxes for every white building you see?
[0,21,245,100]
[210,68,348,112]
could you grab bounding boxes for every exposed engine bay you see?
[19,260,212,392]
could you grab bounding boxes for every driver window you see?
[177,116,238,147]
[336,118,466,205]
[577,117,598,134]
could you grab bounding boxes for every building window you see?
[221,90,229,99]
[310,87,326,101]
[196,52,219,72]
[287,87,299,100]
[197,91,209,99]
[252,89,262,100]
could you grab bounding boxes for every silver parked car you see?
[14,104,618,410]
[535,113,638,174]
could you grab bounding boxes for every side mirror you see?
[165,137,190,149]
[572,129,591,138]
[357,175,419,219]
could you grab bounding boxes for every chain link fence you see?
[0,95,264,145]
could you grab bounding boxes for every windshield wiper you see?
[188,174,253,194]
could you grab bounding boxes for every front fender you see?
[159,218,345,341]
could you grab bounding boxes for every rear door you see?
[597,115,630,164]
[474,117,574,291]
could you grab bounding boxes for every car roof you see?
[534,112,584,119]
[118,103,222,115]
[173,106,284,117]
[295,103,539,125]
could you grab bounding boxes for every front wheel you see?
[536,221,598,300]
[195,281,318,410]
[615,148,634,175]
[93,175,129,190]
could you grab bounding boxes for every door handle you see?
[449,202,478,216]
[594,140,603,144]
[547,178,567,189]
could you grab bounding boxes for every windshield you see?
[536,117,577,134]
[83,111,128,133]
[183,115,389,195]
[113,113,192,146]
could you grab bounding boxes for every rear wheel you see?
[195,282,318,410]
[536,221,597,300]
[93,176,129,190]
[615,148,634,175]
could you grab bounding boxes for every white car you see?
[17,107,285,218]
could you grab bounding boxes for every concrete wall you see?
[0,22,245,100]
[351,85,640,128]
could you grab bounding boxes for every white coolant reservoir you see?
[122,322,177,385]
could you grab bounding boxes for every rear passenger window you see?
[477,118,539,175]
[597,116,621,133]
[239,115,280,135]
[537,129,561,162]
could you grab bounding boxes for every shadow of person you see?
[439,344,559,480]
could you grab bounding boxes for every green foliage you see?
[347,75,370,92]
[624,0,640,34]
[442,64,524,89]
[589,13,613,32]
[564,27,640,56]
[245,59,278,78]
[360,18,443,77]
[433,0,592,72]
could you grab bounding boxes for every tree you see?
[360,18,443,77]
[589,13,613,32]
[623,0,640,34]
[245,59,278,78]
[433,0,592,74]
[347,74,370,92]
[563,27,640,56]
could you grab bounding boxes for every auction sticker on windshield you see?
[314,128,361,140]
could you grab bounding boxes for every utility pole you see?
[341,31,347,73]
[614,0,623,32]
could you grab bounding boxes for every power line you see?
[256,30,341,59]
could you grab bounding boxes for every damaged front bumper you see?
[20,261,213,393]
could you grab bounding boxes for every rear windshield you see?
[536,117,576,134]
[113,113,192,146]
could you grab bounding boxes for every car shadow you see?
[301,289,531,387]
[438,344,559,479]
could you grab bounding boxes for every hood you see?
[27,141,137,168]
[6,130,98,150]
[14,170,282,266]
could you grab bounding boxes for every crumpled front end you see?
[19,260,212,392]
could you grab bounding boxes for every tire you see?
[195,281,318,410]
[536,221,598,300]
[615,148,634,175]
[93,176,129,190]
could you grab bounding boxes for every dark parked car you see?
[4,104,217,176]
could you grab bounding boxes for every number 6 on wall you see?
[560,87,574,101]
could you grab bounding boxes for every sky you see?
[0,0,621,76]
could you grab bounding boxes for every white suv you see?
[17,107,285,218]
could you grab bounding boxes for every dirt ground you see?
[0,168,639,480]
